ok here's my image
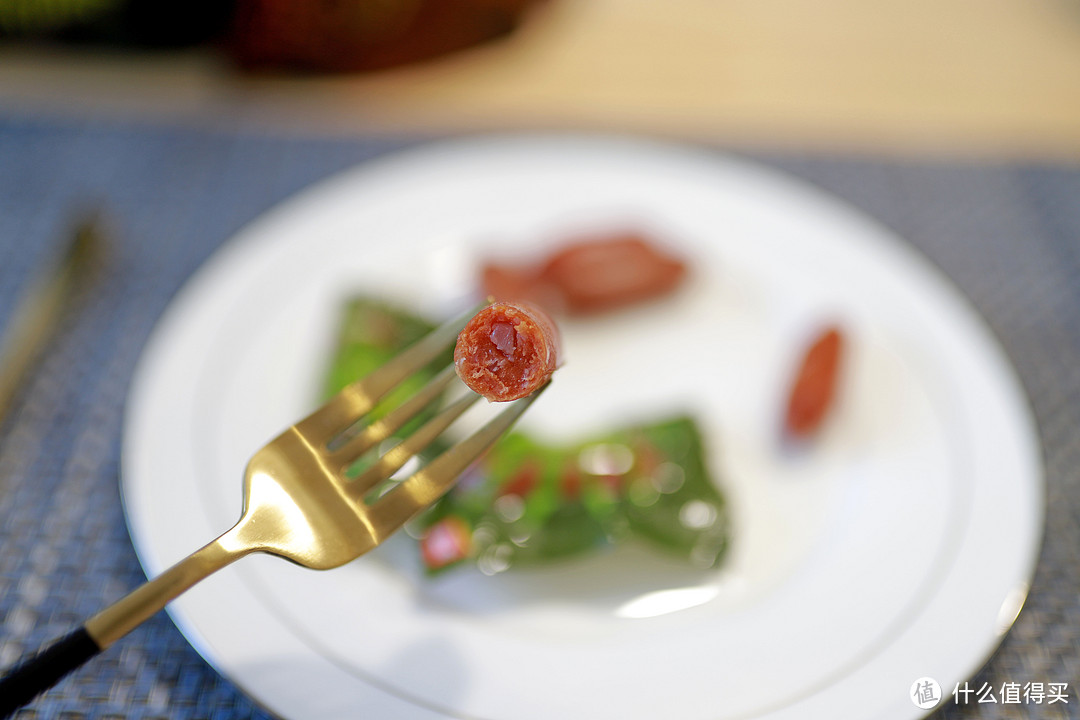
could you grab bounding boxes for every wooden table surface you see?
[3,0,1080,159]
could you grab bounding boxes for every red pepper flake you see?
[558,462,582,501]
[420,516,473,571]
[784,326,845,438]
[498,461,540,499]
[631,436,664,477]
[596,473,624,497]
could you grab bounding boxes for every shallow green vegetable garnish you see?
[324,297,730,574]
[418,416,729,574]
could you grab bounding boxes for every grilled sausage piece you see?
[784,326,844,438]
[455,302,561,402]
[481,232,687,315]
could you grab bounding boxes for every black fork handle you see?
[0,535,248,716]
[0,627,101,717]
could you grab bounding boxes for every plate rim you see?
[119,133,1045,720]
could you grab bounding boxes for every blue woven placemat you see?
[0,115,1076,719]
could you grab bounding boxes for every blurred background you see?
[2,2,1080,718]
[2,0,1079,157]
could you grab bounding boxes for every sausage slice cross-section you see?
[454,302,561,402]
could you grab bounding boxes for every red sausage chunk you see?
[481,232,687,315]
[784,326,845,438]
[455,302,560,402]
[538,234,687,314]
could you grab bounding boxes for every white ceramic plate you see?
[121,136,1043,720]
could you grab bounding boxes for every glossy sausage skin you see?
[784,326,844,438]
[538,234,686,314]
[455,302,561,402]
[481,232,687,315]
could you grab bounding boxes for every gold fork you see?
[0,304,547,715]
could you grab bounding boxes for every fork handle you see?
[0,627,100,717]
[0,533,248,715]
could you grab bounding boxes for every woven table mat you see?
[0,115,1076,719]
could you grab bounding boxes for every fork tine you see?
[327,363,460,467]
[369,383,549,540]
[348,386,482,498]
[297,301,485,438]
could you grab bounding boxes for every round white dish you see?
[121,135,1043,720]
